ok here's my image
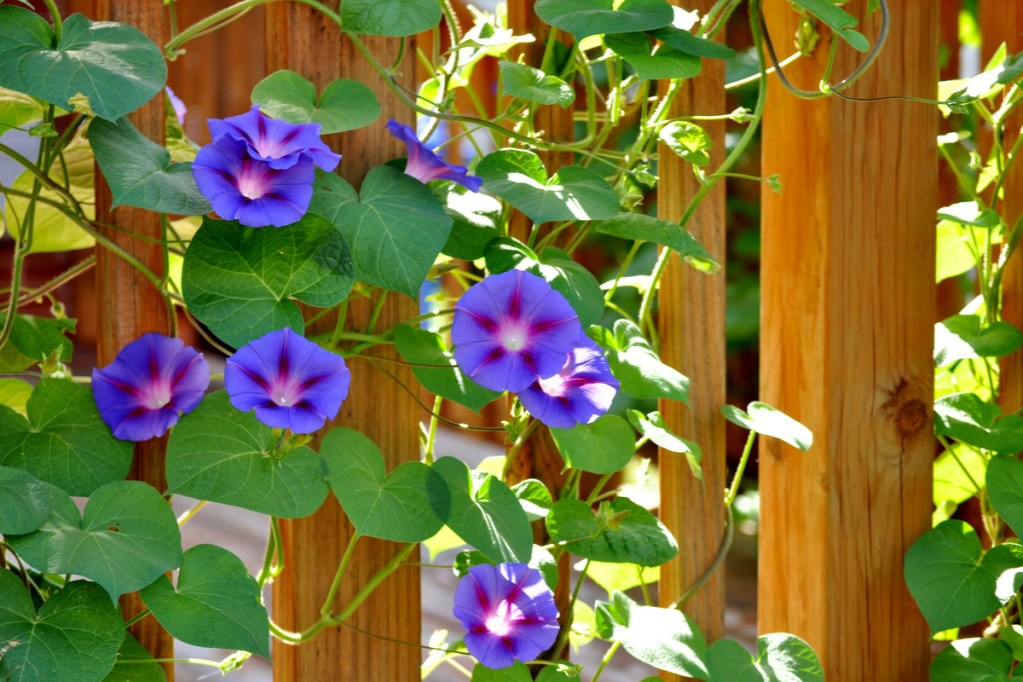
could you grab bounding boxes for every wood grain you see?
[264,4,422,680]
[656,0,728,661]
[758,1,936,678]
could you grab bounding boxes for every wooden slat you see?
[758,1,936,678]
[88,0,173,676]
[656,0,728,655]
[264,5,422,680]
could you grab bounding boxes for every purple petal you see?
[209,105,340,171]
[517,337,619,428]
[166,86,187,127]
[386,118,482,192]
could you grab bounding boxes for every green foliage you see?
[589,320,690,402]
[548,497,677,566]
[788,0,869,52]
[721,402,813,451]
[628,410,702,480]
[535,0,674,39]
[499,61,575,107]
[930,638,1016,681]
[251,70,381,134]
[549,415,634,474]
[591,212,720,272]
[934,393,1023,455]
[706,635,824,682]
[935,315,1023,366]
[0,465,50,535]
[102,633,166,682]
[604,34,702,80]
[394,324,501,413]
[0,313,74,372]
[340,0,442,37]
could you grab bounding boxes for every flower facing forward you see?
[452,270,581,393]
[225,328,350,433]
[385,119,482,191]
[453,563,560,669]
[517,335,619,429]
[192,106,340,228]
[92,333,210,441]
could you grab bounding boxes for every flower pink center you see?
[235,161,269,200]
[141,379,173,410]
[498,320,530,352]
[537,370,569,398]
[269,375,301,407]
[484,601,522,637]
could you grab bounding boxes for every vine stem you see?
[41,0,63,42]
[320,532,361,618]
[591,641,621,682]
[725,430,757,507]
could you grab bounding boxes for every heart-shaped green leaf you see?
[789,0,869,52]
[0,85,49,133]
[320,428,449,542]
[0,378,32,415]
[0,570,124,682]
[0,7,166,121]
[88,116,210,215]
[535,0,673,39]
[934,315,1023,366]
[499,61,575,107]
[6,481,182,600]
[706,634,823,681]
[591,213,720,272]
[476,149,619,225]
[0,379,133,496]
[471,662,533,682]
[0,466,50,535]
[251,70,381,134]
[934,393,1023,454]
[987,456,1023,539]
[930,637,1015,681]
[309,166,452,298]
[140,544,270,658]
[589,320,690,403]
[594,591,707,678]
[659,121,712,168]
[433,456,533,564]
[166,391,330,518]
[604,33,702,80]
[0,313,74,372]
[550,415,635,474]
[648,26,736,60]
[182,214,354,347]
[628,410,702,481]
[394,324,500,413]
[548,497,677,566]
[102,633,166,682]
[586,561,660,596]
[437,182,503,260]
[721,402,813,451]
[340,0,442,37]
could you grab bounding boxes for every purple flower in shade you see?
[385,119,482,192]
[517,335,619,429]
[192,106,340,228]
[92,333,210,442]
[165,86,187,127]
[453,563,560,670]
[452,270,581,393]
[224,328,351,434]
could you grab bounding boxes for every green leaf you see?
[550,415,634,474]
[166,391,330,517]
[308,166,452,298]
[0,378,32,415]
[594,591,707,678]
[7,481,182,600]
[5,131,94,252]
[499,61,575,107]
[341,0,442,36]
[590,319,690,402]
[931,638,1015,681]
[938,201,1002,229]
[394,324,500,413]
[0,7,166,121]
[0,313,74,372]
[320,428,449,542]
[548,497,677,566]
[986,456,1023,539]
[102,633,167,682]
[472,662,533,682]
[88,116,210,215]
[628,410,702,480]
[535,0,674,39]
[0,465,50,535]
[648,26,736,60]
[789,0,869,52]
[0,86,47,132]
[605,33,702,80]
[437,182,502,260]
[511,478,553,521]
[433,456,533,563]
[476,149,620,224]
[0,570,124,682]
[935,315,1023,366]
[586,561,660,596]
[934,393,1023,454]
[905,520,1015,634]
[706,634,823,681]
[0,379,133,496]
[251,70,381,134]
[936,220,978,283]
[659,121,712,167]
[721,402,813,451]
[140,544,270,658]
[591,213,720,272]
[182,214,354,347]
[934,443,986,507]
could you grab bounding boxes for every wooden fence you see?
[49,0,958,678]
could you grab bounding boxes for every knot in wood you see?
[880,378,930,452]
[896,399,927,437]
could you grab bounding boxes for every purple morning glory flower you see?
[92,333,210,442]
[453,563,560,670]
[192,106,340,228]
[452,270,581,393]
[517,335,619,429]
[166,87,187,127]
[224,328,351,434]
[386,119,482,192]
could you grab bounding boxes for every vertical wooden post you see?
[264,5,422,680]
[758,1,936,678]
[90,1,174,676]
[656,0,727,654]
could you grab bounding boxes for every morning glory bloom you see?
[224,328,351,434]
[192,106,340,228]
[386,119,482,191]
[92,333,210,442]
[452,270,581,393]
[517,336,619,429]
[165,87,187,127]
[453,563,560,670]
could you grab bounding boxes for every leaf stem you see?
[320,532,361,618]
[725,430,758,507]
